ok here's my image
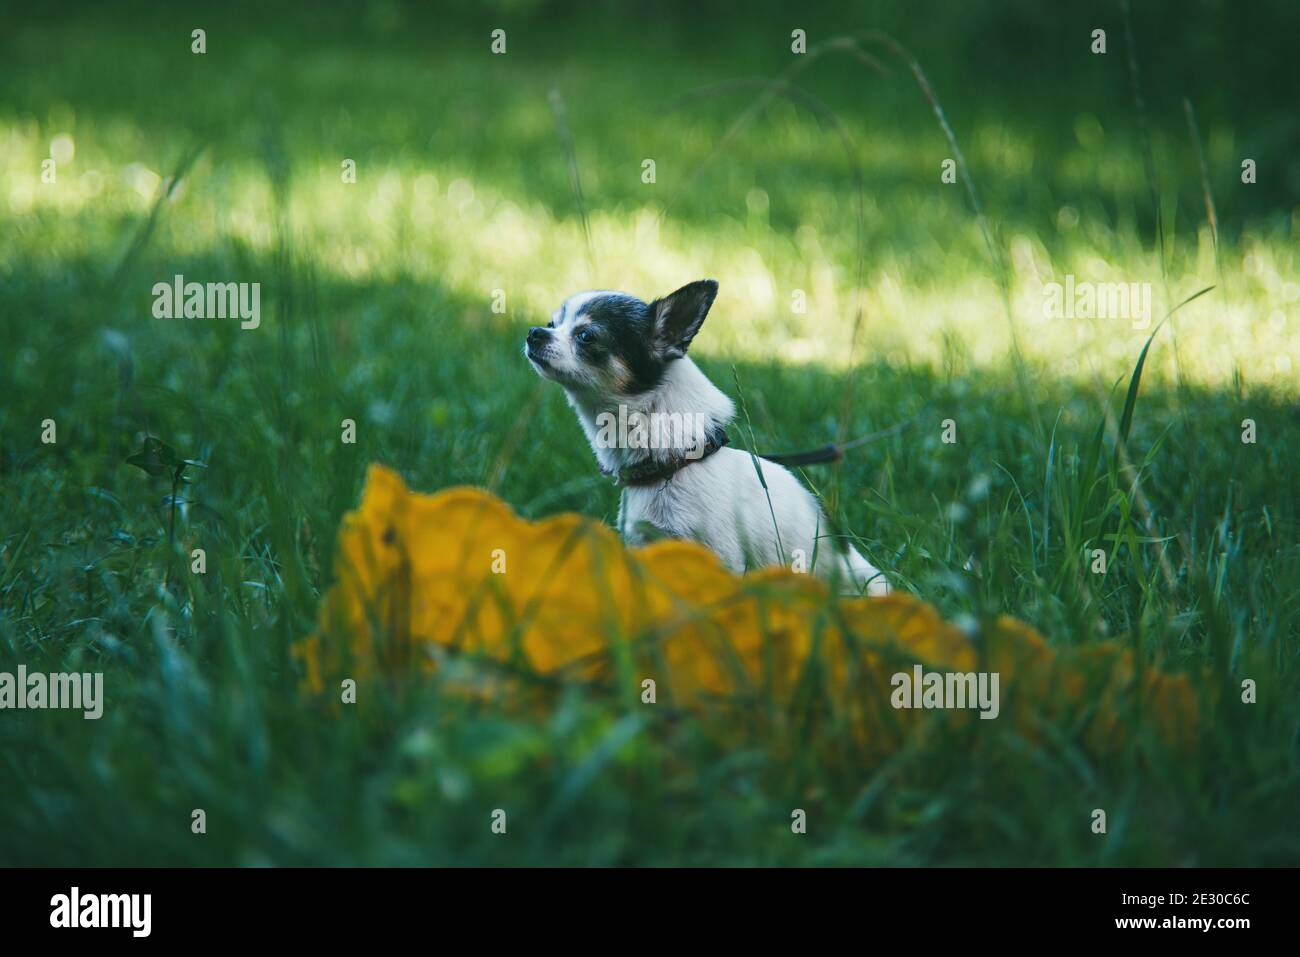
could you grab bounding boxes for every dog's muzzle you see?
[526,326,552,362]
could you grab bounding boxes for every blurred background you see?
[4,0,1298,382]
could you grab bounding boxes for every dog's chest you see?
[617,471,716,546]
[618,484,682,544]
[614,461,764,576]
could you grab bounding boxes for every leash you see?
[756,417,918,467]
[608,415,922,486]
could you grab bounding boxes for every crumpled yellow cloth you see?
[296,464,1196,756]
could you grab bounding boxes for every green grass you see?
[1,0,1297,866]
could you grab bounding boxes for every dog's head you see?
[524,280,718,396]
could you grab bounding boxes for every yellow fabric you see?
[296,464,1196,757]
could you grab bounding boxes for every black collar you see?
[603,428,730,487]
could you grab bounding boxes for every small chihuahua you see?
[525,279,890,596]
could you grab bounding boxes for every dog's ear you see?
[649,279,718,359]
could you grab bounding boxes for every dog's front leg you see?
[615,492,640,545]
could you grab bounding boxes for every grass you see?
[0,0,1297,866]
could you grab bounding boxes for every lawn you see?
[1,0,1297,866]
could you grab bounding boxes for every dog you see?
[524,279,890,596]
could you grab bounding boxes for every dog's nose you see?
[527,326,550,346]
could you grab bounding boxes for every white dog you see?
[525,279,890,596]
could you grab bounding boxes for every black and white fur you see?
[525,279,890,596]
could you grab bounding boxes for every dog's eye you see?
[574,327,595,345]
